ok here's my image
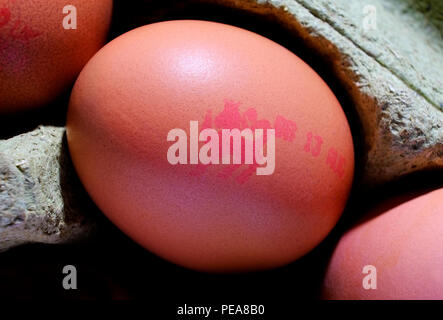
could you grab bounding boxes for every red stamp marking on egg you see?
[189,100,277,184]
[167,99,348,184]
[0,7,11,28]
[275,115,297,142]
[304,132,323,157]
[0,5,42,72]
[326,147,346,178]
[8,18,41,41]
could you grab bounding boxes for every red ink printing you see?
[189,100,347,184]
[0,6,42,72]
[326,147,346,178]
[0,7,11,28]
[304,132,323,157]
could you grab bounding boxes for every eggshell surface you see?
[67,20,354,272]
[0,0,112,112]
[322,188,443,299]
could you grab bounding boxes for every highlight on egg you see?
[67,20,354,273]
[0,0,113,112]
[322,188,443,300]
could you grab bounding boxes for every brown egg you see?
[0,0,112,112]
[67,20,354,273]
[323,188,443,299]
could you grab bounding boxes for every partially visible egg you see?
[0,0,112,112]
[322,188,443,299]
[67,20,354,272]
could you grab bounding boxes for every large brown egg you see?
[323,188,443,299]
[67,20,354,272]
[0,0,112,112]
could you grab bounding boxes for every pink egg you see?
[323,187,443,299]
[67,20,354,272]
